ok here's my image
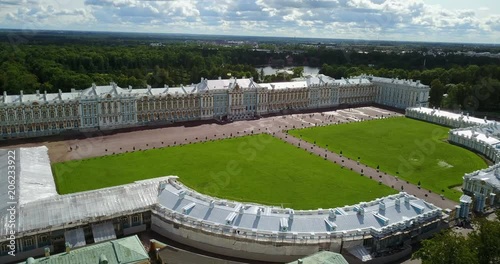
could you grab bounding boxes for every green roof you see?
[19,235,149,264]
[286,251,349,264]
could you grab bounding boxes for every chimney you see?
[92,83,96,89]
[36,90,40,96]
[65,242,71,253]
[329,209,336,220]
[44,247,50,257]
[44,90,47,101]
[99,254,108,264]
[358,207,365,216]
[71,88,76,93]
[379,201,386,211]
[3,91,6,103]
[19,90,23,103]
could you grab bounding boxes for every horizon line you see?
[0,28,499,46]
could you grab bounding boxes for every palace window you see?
[1,243,9,254]
[49,107,55,118]
[65,106,71,117]
[24,237,34,248]
[57,106,63,117]
[33,107,40,119]
[16,108,24,120]
[38,235,49,246]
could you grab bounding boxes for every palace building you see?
[406,107,500,213]
[0,75,429,140]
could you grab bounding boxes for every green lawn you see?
[288,117,488,201]
[52,134,396,209]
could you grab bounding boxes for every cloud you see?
[0,0,38,6]
[0,0,498,43]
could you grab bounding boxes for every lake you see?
[256,66,320,76]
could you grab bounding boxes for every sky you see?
[0,0,499,44]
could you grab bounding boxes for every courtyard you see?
[52,133,396,209]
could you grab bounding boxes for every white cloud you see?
[0,0,498,43]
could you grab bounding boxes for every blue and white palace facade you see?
[0,75,429,140]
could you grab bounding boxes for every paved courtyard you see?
[4,106,458,209]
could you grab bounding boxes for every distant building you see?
[0,75,429,140]
[17,235,149,264]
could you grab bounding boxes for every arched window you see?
[16,107,24,120]
[65,105,71,117]
[49,106,55,119]
[57,105,63,117]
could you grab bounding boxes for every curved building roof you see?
[156,178,443,238]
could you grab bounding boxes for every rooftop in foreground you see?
[156,178,443,238]
[17,235,149,264]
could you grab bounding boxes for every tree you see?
[429,79,445,107]
[469,218,500,264]
[412,229,476,264]
[292,66,304,78]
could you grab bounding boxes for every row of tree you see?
[0,41,499,113]
[320,64,500,112]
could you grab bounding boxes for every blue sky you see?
[0,0,499,43]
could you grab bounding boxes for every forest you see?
[0,40,499,113]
